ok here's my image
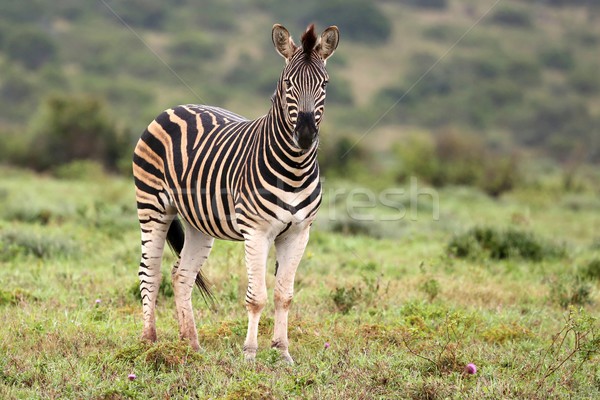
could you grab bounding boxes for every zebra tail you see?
[166,218,216,305]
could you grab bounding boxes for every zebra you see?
[133,23,339,363]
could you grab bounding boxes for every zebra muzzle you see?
[294,111,318,151]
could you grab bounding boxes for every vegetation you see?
[1,0,600,398]
[0,0,599,173]
[0,164,598,398]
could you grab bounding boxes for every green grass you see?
[0,167,599,399]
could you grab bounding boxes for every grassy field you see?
[0,166,599,399]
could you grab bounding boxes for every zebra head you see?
[272,24,340,152]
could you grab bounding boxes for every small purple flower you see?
[324,342,330,349]
[465,363,477,375]
[95,299,101,305]
[128,373,136,381]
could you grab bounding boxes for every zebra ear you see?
[317,26,339,62]
[272,24,297,62]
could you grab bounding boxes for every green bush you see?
[168,33,220,61]
[548,277,593,308]
[580,259,600,281]
[400,0,448,9]
[331,286,361,314]
[27,95,129,171]
[268,0,392,44]
[539,47,575,71]
[447,227,565,261]
[395,130,520,197]
[490,6,533,28]
[3,27,57,70]
[0,230,76,260]
[569,66,600,95]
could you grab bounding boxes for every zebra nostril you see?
[294,111,318,150]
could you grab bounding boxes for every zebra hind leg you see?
[137,208,176,343]
[171,221,214,351]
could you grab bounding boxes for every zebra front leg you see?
[272,227,310,364]
[243,234,271,361]
[172,223,214,351]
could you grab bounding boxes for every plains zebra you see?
[133,24,339,363]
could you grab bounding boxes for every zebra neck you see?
[263,105,318,172]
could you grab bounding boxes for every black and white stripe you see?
[133,23,339,363]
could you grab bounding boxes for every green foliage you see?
[3,27,57,70]
[482,323,532,344]
[569,66,600,95]
[116,342,205,371]
[0,230,75,260]
[330,286,361,314]
[419,278,440,302]
[395,130,520,197]
[0,288,38,306]
[448,226,565,261]
[549,277,593,308]
[52,160,108,180]
[489,6,533,28]
[111,0,168,30]
[400,0,448,9]
[580,259,600,281]
[27,95,129,171]
[168,32,221,73]
[538,47,575,71]
[268,0,391,43]
[0,169,599,398]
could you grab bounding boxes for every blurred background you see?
[0,0,599,195]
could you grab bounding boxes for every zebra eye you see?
[321,80,328,89]
[284,78,292,87]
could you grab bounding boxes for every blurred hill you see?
[0,0,599,172]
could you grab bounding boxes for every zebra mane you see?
[301,24,317,58]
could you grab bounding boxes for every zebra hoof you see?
[141,329,157,343]
[243,346,257,362]
[281,352,294,365]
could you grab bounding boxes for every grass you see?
[0,166,599,399]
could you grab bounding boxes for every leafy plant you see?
[331,286,361,314]
[579,259,600,281]
[28,95,129,171]
[447,227,565,261]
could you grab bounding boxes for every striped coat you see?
[133,24,339,363]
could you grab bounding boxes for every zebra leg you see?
[171,222,214,351]
[272,227,310,364]
[138,208,176,343]
[242,234,271,361]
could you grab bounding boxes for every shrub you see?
[268,0,392,44]
[27,95,129,171]
[569,67,600,95]
[548,277,593,308]
[400,0,448,9]
[3,27,57,70]
[168,33,220,61]
[331,286,361,314]
[447,227,565,261]
[420,278,440,302]
[395,130,520,197]
[539,47,575,71]
[490,6,533,28]
[0,230,76,260]
[580,259,600,281]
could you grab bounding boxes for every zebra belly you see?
[170,184,245,241]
